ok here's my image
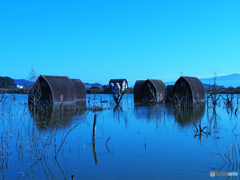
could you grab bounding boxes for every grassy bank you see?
[86,87,134,94]
[0,88,28,94]
[1,87,240,95]
[206,87,240,94]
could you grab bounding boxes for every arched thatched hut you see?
[28,75,86,105]
[134,79,166,103]
[173,76,205,103]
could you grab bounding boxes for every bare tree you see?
[148,83,157,102]
[170,86,188,107]
[28,66,38,88]
[112,89,127,107]
[207,72,222,106]
[28,79,42,106]
[27,67,42,106]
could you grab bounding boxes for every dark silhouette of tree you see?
[0,76,16,88]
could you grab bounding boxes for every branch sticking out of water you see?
[105,137,111,153]
[55,112,89,159]
[93,114,97,141]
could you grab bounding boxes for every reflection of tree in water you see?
[29,101,86,130]
[19,102,88,179]
[113,104,132,130]
[165,103,206,127]
[133,102,206,130]
[133,103,166,130]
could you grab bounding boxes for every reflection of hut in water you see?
[173,76,205,103]
[109,79,128,93]
[134,79,166,103]
[165,85,174,102]
[133,103,165,122]
[165,103,206,126]
[29,102,86,130]
[28,75,86,105]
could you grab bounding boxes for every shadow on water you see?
[28,101,86,130]
[134,102,164,121]
[133,102,205,128]
[165,103,206,127]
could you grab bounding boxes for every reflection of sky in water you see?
[0,94,239,179]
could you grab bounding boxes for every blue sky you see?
[1,0,240,86]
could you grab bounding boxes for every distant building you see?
[17,85,23,89]
[134,79,166,103]
[28,75,86,105]
[109,79,128,93]
[173,76,205,103]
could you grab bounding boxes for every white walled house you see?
[109,79,128,93]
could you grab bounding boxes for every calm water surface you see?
[0,94,239,179]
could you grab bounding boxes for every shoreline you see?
[1,88,240,95]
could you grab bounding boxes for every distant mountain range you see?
[14,79,32,88]
[14,73,240,89]
[200,73,240,88]
[164,73,240,88]
[84,83,102,88]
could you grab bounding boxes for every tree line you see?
[0,76,16,88]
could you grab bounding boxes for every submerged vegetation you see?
[0,76,240,179]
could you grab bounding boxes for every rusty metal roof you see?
[134,79,166,101]
[165,85,174,102]
[146,79,166,96]
[134,80,145,101]
[175,76,205,102]
[71,79,86,101]
[41,75,76,103]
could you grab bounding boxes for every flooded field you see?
[0,94,239,179]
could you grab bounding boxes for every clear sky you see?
[1,0,240,86]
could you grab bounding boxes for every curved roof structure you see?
[71,79,86,101]
[29,75,86,104]
[165,85,174,102]
[134,79,166,102]
[146,79,166,96]
[174,76,205,103]
[41,75,76,103]
[134,80,145,101]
